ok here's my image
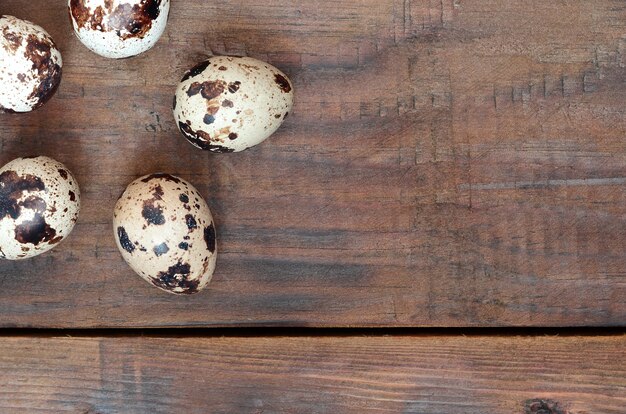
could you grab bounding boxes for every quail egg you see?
[173,56,294,153]
[0,156,80,260]
[69,0,170,59]
[0,15,62,113]
[113,173,217,294]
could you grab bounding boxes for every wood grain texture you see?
[0,0,625,327]
[0,334,623,413]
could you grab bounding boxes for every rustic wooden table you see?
[0,0,624,412]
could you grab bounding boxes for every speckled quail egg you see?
[0,16,62,113]
[173,56,294,153]
[0,157,80,260]
[69,0,170,59]
[113,173,217,294]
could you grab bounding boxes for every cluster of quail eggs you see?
[0,1,294,294]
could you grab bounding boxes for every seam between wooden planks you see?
[0,326,623,338]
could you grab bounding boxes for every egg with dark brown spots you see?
[0,157,80,260]
[173,56,294,153]
[0,16,62,113]
[113,173,217,294]
[68,0,170,59]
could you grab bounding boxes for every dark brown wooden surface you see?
[0,334,622,413]
[1,0,625,327]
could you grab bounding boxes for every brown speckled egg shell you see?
[113,173,217,294]
[0,15,62,113]
[173,56,294,153]
[0,156,80,260]
[68,0,170,59]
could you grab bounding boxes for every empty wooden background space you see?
[0,334,624,413]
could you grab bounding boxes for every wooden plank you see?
[0,334,623,413]
[0,0,625,327]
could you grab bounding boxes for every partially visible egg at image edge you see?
[68,0,171,59]
[0,15,63,113]
[0,156,80,260]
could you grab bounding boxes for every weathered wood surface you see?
[0,0,625,327]
[0,334,623,413]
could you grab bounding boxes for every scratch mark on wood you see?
[460,177,626,191]
[440,0,445,25]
